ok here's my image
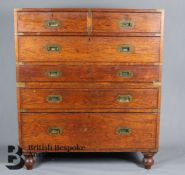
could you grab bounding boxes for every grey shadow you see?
[34,152,143,168]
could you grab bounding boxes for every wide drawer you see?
[18,36,160,63]
[20,88,158,112]
[93,12,161,33]
[17,65,160,82]
[16,12,87,33]
[21,113,158,151]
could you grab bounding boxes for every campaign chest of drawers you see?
[14,8,164,170]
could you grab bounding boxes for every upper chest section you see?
[14,8,163,36]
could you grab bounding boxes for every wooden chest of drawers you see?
[14,8,164,170]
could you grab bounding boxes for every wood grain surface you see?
[20,88,159,112]
[18,36,160,63]
[21,113,158,151]
[17,65,160,82]
[93,12,161,33]
[14,9,164,162]
[17,12,87,33]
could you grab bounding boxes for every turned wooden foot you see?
[23,153,35,170]
[142,152,155,169]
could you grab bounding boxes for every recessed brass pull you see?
[48,127,62,136]
[117,127,132,135]
[46,45,61,52]
[117,95,132,103]
[47,70,61,78]
[118,45,134,53]
[46,95,62,103]
[119,20,133,29]
[45,20,61,28]
[118,71,133,78]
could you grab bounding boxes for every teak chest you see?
[14,8,164,170]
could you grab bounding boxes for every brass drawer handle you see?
[117,127,132,135]
[117,95,132,103]
[47,95,62,103]
[45,20,61,28]
[48,127,62,136]
[117,71,133,78]
[118,45,134,53]
[46,45,61,52]
[47,70,61,78]
[119,20,134,29]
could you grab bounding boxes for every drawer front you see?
[17,12,87,33]
[21,113,157,151]
[18,36,160,63]
[93,12,161,33]
[20,89,158,112]
[17,65,160,82]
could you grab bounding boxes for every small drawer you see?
[93,12,161,33]
[17,65,160,83]
[16,12,87,33]
[21,113,157,151]
[20,88,158,112]
[18,36,160,63]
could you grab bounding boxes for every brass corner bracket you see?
[16,62,24,66]
[14,8,23,12]
[153,80,161,87]
[15,32,24,36]
[20,109,26,112]
[87,9,92,36]
[16,82,26,88]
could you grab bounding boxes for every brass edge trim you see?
[155,9,164,12]
[154,33,161,36]
[153,63,163,66]
[15,32,24,36]
[153,81,161,87]
[20,109,26,112]
[16,82,26,88]
[87,9,92,36]
[153,109,159,113]
[16,62,24,65]
[14,8,23,11]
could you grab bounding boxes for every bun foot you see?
[142,152,155,169]
[23,153,35,170]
